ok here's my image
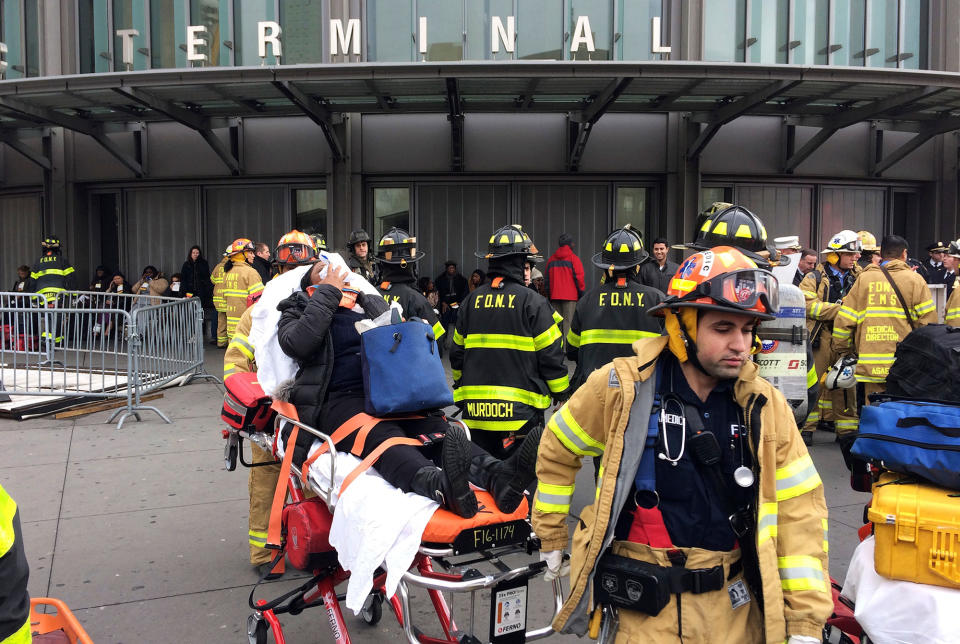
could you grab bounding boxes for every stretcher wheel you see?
[225,443,238,471]
[246,614,268,644]
[360,592,382,626]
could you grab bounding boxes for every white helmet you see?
[821,230,862,254]
[824,356,858,390]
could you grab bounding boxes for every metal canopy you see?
[3,61,960,175]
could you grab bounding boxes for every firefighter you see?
[225,230,318,581]
[29,236,75,302]
[799,230,862,441]
[857,230,881,269]
[833,234,936,440]
[451,224,570,458]
[533,247,831,643]
[944,239,960,326]
[374,228,444,340]
[567,224,664,391]
[221,238,264,343]
[0,484,30,644]
[211,249,230,347]
[345,229,375,281]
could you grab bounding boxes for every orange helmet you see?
[227,238,255,255]
[274,230,319,266]
[649,246,779,321]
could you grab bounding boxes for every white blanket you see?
[250,252,380,396]
[842,536,960,643]
[277,433,438,613]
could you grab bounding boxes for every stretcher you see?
[29,597,94,644]
[222,395,564,644]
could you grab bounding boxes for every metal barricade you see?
[0,290,220,428]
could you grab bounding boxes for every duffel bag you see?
[852,400,960,490]
[361,318,453,415]
[221,372,274,432]
[282,497,335,570]
[886,324,960,403]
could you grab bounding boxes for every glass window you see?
[279,0,324,64]
[703,0,746,62]
[235,0,276,65]
[417,0,463,61]
[700,187,732,210]
[465,0,514,61]
[78,0,112,73]
[791,0,828,64]
[373,187,410,242]
[616,187,648,237]
[517,0,562,60]
[618,0,665,61]
[150,2,188,68]
[829,0,865,66]
[113,0,149,71]
[368,0,413,61]
[746,0,787,63]
[900,0,928,69]
[190,0,231,66]
[865,0,898,67]
[568,0,612,60]
[23,0,38,76]
[293,189,328,237]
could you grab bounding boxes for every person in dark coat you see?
[89,265,112,292]
[276,260,542,519]
[435,260,469,336]
[181,245,215,340]
[252,243,273,284]
[639,237,678,294]
[10,266,33,293]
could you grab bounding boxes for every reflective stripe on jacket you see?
[211,259,228,312]
[222,262,264,340]
[531,337,832,641]
[224,307,256,378]
[0,485,30,644]
[798,262,860,332]
[30,252,75,298]
[946,276,960,327]
[832,259,936,383]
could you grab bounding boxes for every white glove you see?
[787,636,821,644]
[540,550,570,581]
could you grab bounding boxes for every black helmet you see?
[693,201,733,242]
[310,233,327,252]
[475,224,538,259]
[591,224,648,271]
[346,229,371,248]
[41,236,61,250]
[689,205,768,253]
[376,227,424,264]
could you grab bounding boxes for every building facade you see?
[0,0,957,286]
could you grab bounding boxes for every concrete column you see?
[328,113,364,248]
[664,113,700,258]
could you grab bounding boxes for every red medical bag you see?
[282,497,335,570]
[221,372,275,432]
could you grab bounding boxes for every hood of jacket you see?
[486,254,526,284]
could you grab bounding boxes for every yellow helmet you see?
[857,230,879,252]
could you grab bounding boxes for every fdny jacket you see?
[799,262,860,337]
[221,261,264,341]
[833,259,936,383]
[30,251,75,300]
[532,337,831,641]
[450,276,570,432]
[224,307,256,378]
[377,276,444,340]
[946,275,960,327]
[0,485,30,644]
[566,277,664,390]
[545,245,586,301]
[211,258,228,313]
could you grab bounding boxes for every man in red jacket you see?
[546,233,586,342]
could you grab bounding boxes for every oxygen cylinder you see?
[755,282,809,425]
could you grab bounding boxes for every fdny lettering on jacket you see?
[598,292,645,307]
[866,281,899,306]
[474,293,517,310]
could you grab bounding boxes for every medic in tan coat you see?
[221,238,264,342]
[533,247,831,644]
[942,239,960,327]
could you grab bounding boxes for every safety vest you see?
[30,251,74,299]
[0,485,30,644]
[450,277,570,432]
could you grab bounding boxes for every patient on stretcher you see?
[274,261,541,518]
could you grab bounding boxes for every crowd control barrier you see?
[0,290,219,428]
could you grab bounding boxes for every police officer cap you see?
[591,225,649,271]
[928,241,949,253]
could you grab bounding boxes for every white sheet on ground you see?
[842,536,960,644]
[250,252,380,396]
[277,432,438,613]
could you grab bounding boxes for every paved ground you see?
[0,348,869,643]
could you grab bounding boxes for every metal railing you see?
[0,290,220,428]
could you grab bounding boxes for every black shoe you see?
[470,424,544,513]
[801,431,814,447]
[411,425,478,518]
[817,420,836,433]
[256,561,283,581]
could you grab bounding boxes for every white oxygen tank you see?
[755,282,809,425]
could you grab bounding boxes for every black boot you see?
[410,424,478,518]
[469,424,544,513]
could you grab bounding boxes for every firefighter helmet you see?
[649,246,779,321]
[591,224,649,271]
[346,229,371,249]
[41,237,61,250]
[376,228,424,264]
[693,202,733,242]
[475,224,538,259]
[948,239,960,259]
[274,230,319,266]
[227,238,255,255]
[821,230,862,254]
[310,233,327,252]
[686,205,769,254]
[857,230,880,252]
[824,356,858,390]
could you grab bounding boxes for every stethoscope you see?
[656,369,755,489]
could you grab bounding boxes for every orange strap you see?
[266,422,298,549]
[339,437,422,496]
[353,414,422,456]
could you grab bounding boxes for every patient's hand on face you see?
[310,262,350,291]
